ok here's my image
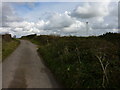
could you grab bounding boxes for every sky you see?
[0,0,119,37]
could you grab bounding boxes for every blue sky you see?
[11,2,83,21]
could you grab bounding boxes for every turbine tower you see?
[86,22,89,36]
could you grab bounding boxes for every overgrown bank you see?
[2,34,20,60]
[22,33,120,88]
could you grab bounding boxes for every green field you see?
[2,39,20,60]
[22,33,120,88]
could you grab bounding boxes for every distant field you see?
[2,39,20,60]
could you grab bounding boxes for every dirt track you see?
[2,40,60,88]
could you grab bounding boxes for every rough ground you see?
[2,40,60,88]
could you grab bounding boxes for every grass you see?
[37,38,119,88]
[22,33,120,88]
[2,39,20,60]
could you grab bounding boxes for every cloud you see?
[0,11,88,37]
[44,12,76,30]
[2,3,23,27]
[0,27,11,34]
[70,2,110,23]
[1,20,47,37]
[0,3,2,27]
[91,2,118,30]
[70,1,118,33]
[62,20,85,32]
[43,12,90,35]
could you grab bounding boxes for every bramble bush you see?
[23,33,120,88]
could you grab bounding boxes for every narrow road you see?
[2,40,60,88]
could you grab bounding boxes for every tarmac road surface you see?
[2,40,60,88]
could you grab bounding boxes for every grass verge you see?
[2,39,20,60]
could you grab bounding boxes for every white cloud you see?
[2,3,23,27]
[0,27,11,34]
[70,2,111,23]
[44,12,76,30]
[0,20,47,37]
[43,12,92,35]
[0,11,88,37]
[63,21,86,33]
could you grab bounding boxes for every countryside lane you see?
[2,40,60,88]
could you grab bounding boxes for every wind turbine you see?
[86,22,89,36]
